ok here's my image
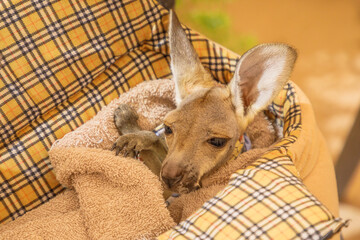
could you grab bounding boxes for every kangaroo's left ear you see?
[228,43,297,127]
[169,10,215,105]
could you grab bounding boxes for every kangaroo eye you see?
[164,125,173,135]
[207,138,228,148]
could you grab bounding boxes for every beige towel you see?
[0,146,176,239]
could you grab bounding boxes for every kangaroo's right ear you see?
[169,10,215,105]
[228,43,297,128]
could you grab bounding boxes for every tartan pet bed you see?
[0,0,346,238]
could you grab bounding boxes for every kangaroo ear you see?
[229,43,297,126]
[169,10,215,105]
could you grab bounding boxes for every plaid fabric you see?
[0,0,239,224]
[0,0,345,238]
[158,83,346,239]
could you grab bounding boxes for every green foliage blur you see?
[175,0,257,54]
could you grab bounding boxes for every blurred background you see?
[173,0,360,238]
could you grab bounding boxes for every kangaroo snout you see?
[161,161,183,188]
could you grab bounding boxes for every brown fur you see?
[162,87,240,192]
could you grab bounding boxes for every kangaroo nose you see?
[162,175,183,188]
[161,163,183,188]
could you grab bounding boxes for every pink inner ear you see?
[239,77,258,112]
[232,44,297,118]
[238,49,268,111]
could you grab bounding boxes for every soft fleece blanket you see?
[0,80,276,239]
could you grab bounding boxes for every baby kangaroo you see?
[112,10,297,194]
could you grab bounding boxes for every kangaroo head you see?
[161,10,297,193]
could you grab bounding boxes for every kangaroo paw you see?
[111,131,160,157]
[114,104,141,135]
